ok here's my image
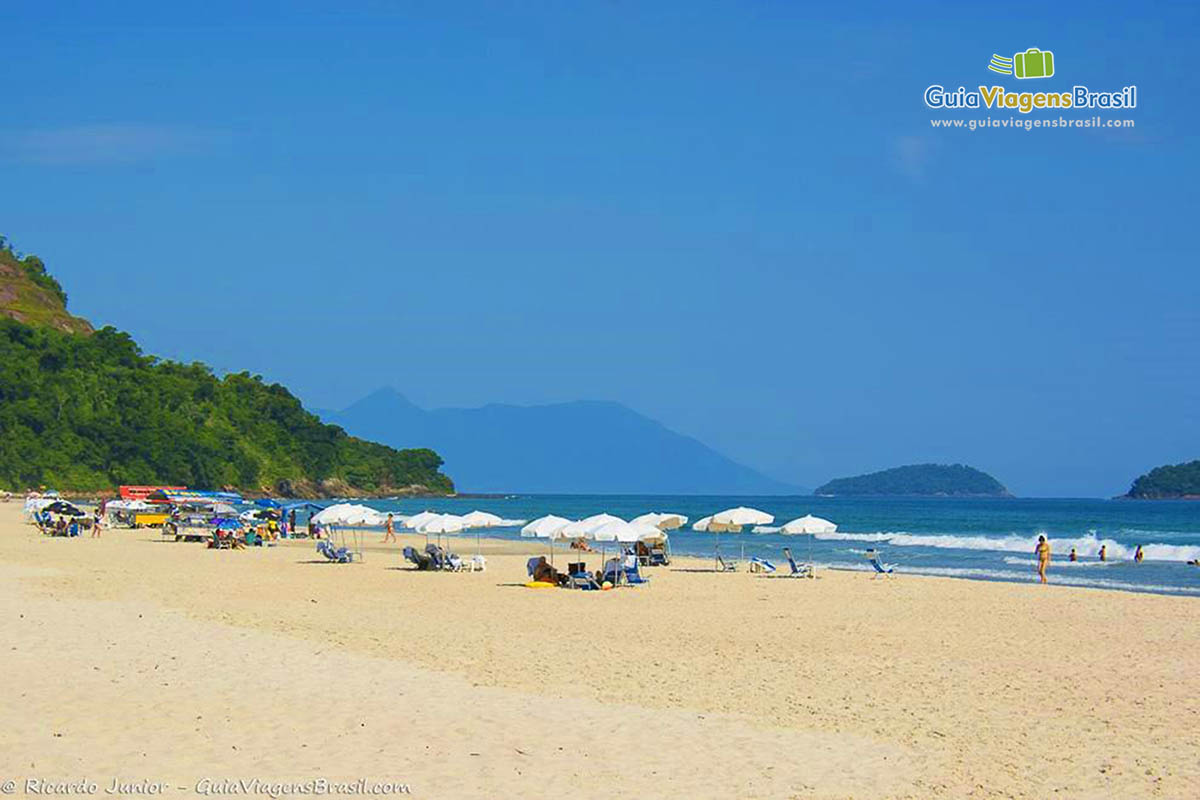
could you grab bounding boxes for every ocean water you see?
[358,495,1200,597]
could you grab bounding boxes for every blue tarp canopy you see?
[254,498,283,509]
[281,502,326,512]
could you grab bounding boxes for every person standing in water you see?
[1099,544,1107,562]
[383,512,396,544]
[1035,535,1051,584]
[1069,547,1077,562]
[1134,544,1144,563]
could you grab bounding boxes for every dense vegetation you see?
[815,463,1011,497]
[0,237,453,495]
[0,319,453,494]
[1125,460,1200,499]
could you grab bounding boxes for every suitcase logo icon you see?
[988,48,1055,79]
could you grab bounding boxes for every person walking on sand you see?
[1035,535,1051,584]
[383,512,396,544]
[1099,544,1107,562]
[91,510,103,538]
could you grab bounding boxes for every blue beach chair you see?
[567,565,601,590]
[317,539,354,563]
[865,550,895,578]
[403,546,433,570]
[782,547,813,578]
[749,556,776,573]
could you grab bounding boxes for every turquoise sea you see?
[356,495,1200,596]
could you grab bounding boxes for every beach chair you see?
[316,539,354,563]
[599,557,624,586]
[464,555,487,572]
[622,559,650,585]
[647,546,670,566]
[424,543,451,570]
[866,551,895,578]
[526,557,542,578]
[716,555,738,572]
[749,557,776,573]
[781,547,814,578]
[567,565,601,590]
[403,546,433,570]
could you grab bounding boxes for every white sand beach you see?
[1,503,1197,799]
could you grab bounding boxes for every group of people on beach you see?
[1035,536,1146,583]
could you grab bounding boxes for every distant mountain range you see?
[814,463,1012,497]
[319,387,800,495]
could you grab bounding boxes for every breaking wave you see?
[813,531,1200,562]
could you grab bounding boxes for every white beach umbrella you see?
[521,515,573,538]
[777,515,836,575]
[461,510,504,528]
[711,507,774,527]
[586,519,649,585]
[559,513,624,539]
[780,515,837,535]
[418,513,466,534]
[310,503,386,561]
[520,515,573,565]
[403,510,442,530]
[312,503,386,526]
[460,510,504,555]
[590,519,637,543]
[707,506,775,570]
[418,513,467,552]
[630,512,688,530]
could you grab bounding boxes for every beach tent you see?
[254,498,283,509]
[630,512,688,530]
[777,515,837,575]
[707,507,774,570]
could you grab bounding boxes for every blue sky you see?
[2,1,1197,496]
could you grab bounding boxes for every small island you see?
[814,463,1012,497]
[1123,460,1200,499]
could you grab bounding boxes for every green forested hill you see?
[0,239,453,496]
[1124,460,1200,499]
[814,463,1012,497]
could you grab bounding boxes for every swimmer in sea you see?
[1069,547,1077,562]
[1035,535,1051,584]
[1134,544,1144,563]
[1099,544,1107,562]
